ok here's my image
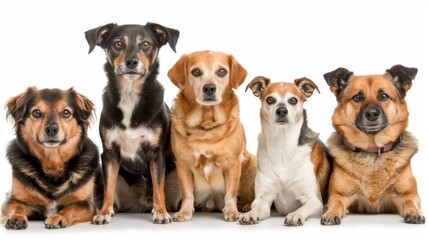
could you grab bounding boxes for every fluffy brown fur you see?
[321,65,425,225]
[1,87,102,230]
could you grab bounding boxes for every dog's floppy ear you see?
[229,54,247,89]
[146,22,180,53]
[168,54,188,90]
[245,76,270,97]
[386,64,417,98]
[323,67,353,100]
[85,23,117,54]
[294,77,320,99]
[5,87,37,130]
[67,88,95,133]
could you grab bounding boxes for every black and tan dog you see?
[321,65,425,225]
[85,22,180,224]
[1,87,102,230]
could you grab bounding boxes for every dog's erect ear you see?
[323,67,353,100]
[146,22,180,53]
[245,76,270,97]
[386,64,417,98]
[85,23,117,54]
[294,77,320,99]
[168,54,188,90]
[229,55,247,89]
[68,88,95,132]
[5,87,37,130]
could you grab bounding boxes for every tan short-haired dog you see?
[321,65,425,225]
[167,50,256,222]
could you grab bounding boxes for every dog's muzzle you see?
[202,83,217,101]
[275,106,288,123]
[356,103,387,133]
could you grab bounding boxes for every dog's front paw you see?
[44,214,68,229]
[284,213,304,227]
[404,210,425,224]
[152,210,172,224]
[173,211,192,222]
[223,210,240,222]
[91,209,114,225]
[239,212,259,225]
[320,212,342,225]
[4,214,28,230]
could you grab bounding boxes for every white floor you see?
[1,211,427,240]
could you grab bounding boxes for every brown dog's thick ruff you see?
[1,87,102,230]
[167,50,257,222]
[321,65,425,225]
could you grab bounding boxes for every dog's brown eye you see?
[266,96,276,105]
[288,97,298,105]
[379,93,390,102]
[113,41,125,50]
[191,68,202,77]
[61,109,71,118]
[217,68,227,77]
[32,109,42,119]
[352,94,363,103]
[140,41,151,50]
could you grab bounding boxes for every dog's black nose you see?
[203,84,216,96]
[45,124,59,137]
[365,106,380,121]
[125,58,139,69]
[276,107,288,118]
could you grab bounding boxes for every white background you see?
[0,0,428,239]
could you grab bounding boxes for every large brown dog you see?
[321,65,425,225]
[167,50,256,222]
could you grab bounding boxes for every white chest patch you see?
[106,126,156,160]
[118,80,141,127]
[193,150,218,180]
[45,202,57,217]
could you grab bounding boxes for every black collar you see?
[342,136,402,155]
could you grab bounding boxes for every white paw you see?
[284,213,304,226]
[239,212,259,225]
[152,210,172,224]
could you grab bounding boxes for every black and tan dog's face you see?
[6,87,94,151]
[85,23,179,81]
[324,64,417,144]
[167,50,247,106]
[246,76,319,126]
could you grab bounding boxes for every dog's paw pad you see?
[172,211,192,222]
[91,213,112,225]
[152,211,172,224]
[284,214,303,227]
[223,210,240,222]
[5,215,28,230]
[44,214,68,229]
[320,214,341,225]
[404,213,426,224]
[239,212,259,225]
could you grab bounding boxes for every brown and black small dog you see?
[1,87,102,230]
[85,22,180,224]
[321,65,425,225]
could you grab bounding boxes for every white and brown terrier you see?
[239,76,332,226]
